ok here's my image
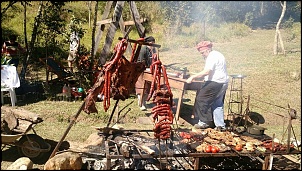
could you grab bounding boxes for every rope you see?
[243,95,288,110]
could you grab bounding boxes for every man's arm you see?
[186,68,211,83]
[2,42,7,55]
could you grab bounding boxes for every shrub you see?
[285,22,301,42]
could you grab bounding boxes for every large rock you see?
[83,132,103,146]
[6,157,33,170]
[44,152,82,170]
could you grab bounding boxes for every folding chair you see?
[39,57,75,85]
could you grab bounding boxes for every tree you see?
[1,1,17,16]
[160,1,195,33]
[273,1,286,55]
[87,1,92,28]
[20,1,36,81]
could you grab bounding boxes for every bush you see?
[285,22,301,42]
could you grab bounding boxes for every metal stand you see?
[227,74,246,130]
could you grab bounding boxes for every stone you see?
[44,152,82,170]
[7,157,33,170]
[83,132,103,146]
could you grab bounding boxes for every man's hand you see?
[186,76,194,83]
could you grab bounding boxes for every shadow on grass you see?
[13,80,60,107]
[172,98,198,126]
[172,99,268,127]
[1,145,20,163]
[1,139,70,165]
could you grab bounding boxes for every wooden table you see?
[138,70,203,120]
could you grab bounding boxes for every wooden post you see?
[94,1,146,65]
[268,134,275,170]
[129,1,145,37]
[105,140,111,170]
[175,90,184,120]
[287,116,292,153]
[262,155,270,170]
[118,15,132,54]
[98,1,125,65]
[93,1,113,56]
[194,157,200,170]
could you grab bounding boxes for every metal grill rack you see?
[227,74,246,130]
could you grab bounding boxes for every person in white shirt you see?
[67,31,80,72]
[186,41,229,131]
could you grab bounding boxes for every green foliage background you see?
[1,1,300,62]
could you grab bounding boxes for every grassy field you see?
[2,28,301,146]
[159,29,301,142]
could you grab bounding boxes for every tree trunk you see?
[260,1,264,16]
[273,1,286,55]
[20,1,44,80]
[87,1,92,28]
[91,1,98,60]
[22,2,28,51]
[88,1,98,86]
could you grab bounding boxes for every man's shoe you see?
[214,126,226,132]
[140,105,147,111]
[194,123,209,129]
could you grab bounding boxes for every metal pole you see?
[49,101,85,159]
[106,99,119,127]
[287,116,292,153]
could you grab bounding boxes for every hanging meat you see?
[148,53,175,140]
[83,38,145,114]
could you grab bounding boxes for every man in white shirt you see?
[67,32,80,72]
[186,41,229,130]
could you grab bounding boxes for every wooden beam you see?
[96,18,113,25]
[124,18,147,26]
[129,1,145,38]
[97,18,147,26]
[118,37,161,48]
[98,1,125,65]
[93,1,113,56]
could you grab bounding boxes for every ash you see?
[80,130,194,170]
